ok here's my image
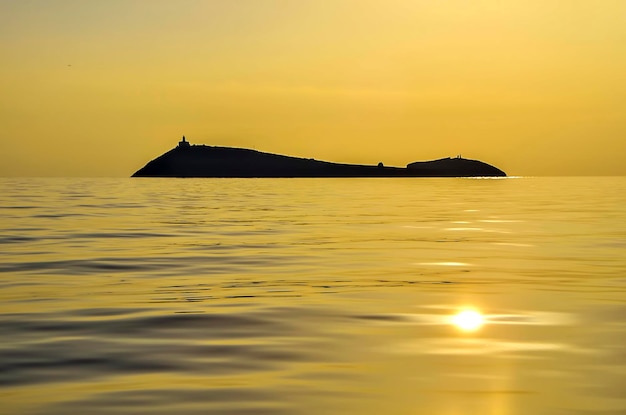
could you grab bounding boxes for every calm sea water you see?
[1,177,625,415]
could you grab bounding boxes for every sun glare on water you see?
[451,309,485,332]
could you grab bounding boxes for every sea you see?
[1,177,625,415]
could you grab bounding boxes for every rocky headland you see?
[132,137,507,178]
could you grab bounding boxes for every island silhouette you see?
[132,136,506,178]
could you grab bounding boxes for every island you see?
[132,137,507,178]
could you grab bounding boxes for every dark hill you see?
[132,138,506,178]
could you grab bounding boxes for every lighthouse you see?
[178,136,190,149]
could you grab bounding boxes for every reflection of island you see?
[132,137,506,178]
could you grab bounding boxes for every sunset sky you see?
[1,0,625,176]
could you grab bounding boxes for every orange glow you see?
[1,1,626,176]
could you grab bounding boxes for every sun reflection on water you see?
[451,309,484,332]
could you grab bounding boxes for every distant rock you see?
[406,156,507,177]
[132,137,506,178]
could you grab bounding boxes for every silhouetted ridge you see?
[132,138,506,178]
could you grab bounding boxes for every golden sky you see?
[1,0,625,176]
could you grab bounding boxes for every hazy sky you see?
[1,0,625,176]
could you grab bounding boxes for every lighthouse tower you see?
[178,136,191,149]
